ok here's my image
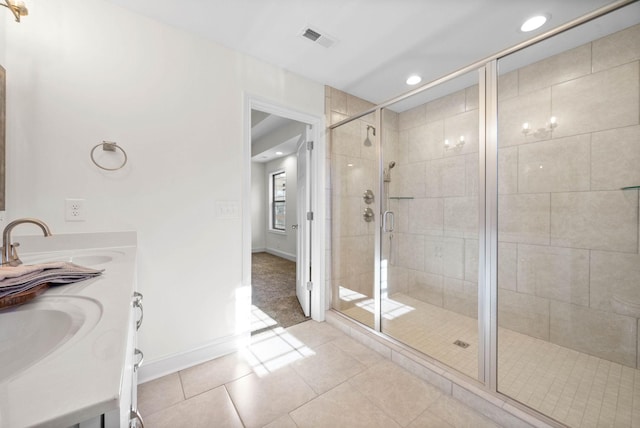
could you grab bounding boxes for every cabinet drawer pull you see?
[134,348,144,372]
[133,292,144,330]
[130,407,145,428]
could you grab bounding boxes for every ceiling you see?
[103,0,635,108]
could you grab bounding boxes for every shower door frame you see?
[329,0,636,419]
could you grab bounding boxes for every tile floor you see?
[341,293,640,428]
[138,319,503,427]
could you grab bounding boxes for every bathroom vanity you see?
[0,232,142,427]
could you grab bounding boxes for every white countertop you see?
[0,232,137,428]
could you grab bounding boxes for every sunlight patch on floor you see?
[244,325,315,377]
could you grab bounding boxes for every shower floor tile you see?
[340,292,640,428]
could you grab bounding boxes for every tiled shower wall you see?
[328,23,640,368]
[326,88,376,312]
[387,82,480,322]
[496,23,640,368]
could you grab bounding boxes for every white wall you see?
[251,161,266,251]
[3,0,324,374]
[264,154,297,260]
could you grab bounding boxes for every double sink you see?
[0,233,138,427]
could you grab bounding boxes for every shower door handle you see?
[382,210,395,232]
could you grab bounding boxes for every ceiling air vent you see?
[300,26,337,48]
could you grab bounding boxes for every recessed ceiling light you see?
[406,75,422,85]
[275,151,283,155]
[520,14,549,32]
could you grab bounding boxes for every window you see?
[271,171,286,231]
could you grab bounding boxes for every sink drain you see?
[453,340,470,349]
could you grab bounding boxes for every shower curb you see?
[325,310,560,428]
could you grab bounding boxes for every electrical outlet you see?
[65,198,86,221]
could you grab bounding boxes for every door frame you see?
[242,94,326,324]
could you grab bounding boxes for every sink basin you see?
[21,250,123,267]
[69,255,113,266]
[0,297,102,383]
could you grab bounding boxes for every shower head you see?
[364,125,375,147]
[384,160,396,183]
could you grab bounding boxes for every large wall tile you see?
[518,44,591,94]
[396,162,426,199]
[397,130,409,165]
[517,134,590,193]
[590,250,640,318]
[443,278,478,318]
[330,87,348,115]
[464,239,479,283]
[409,121,445,162]
[332,236,372,280]
[346,96,375,117]
[552,61,639,138]
[331,119,361,157]
[444,110,479,157]
[387,265,408,296]
[383,109,399,130]
[498,242,517,291]
[497,88,551,147]
[498,194,550,245]
[466,85,479,111]
[424,236,444,275]
[465,153,479,197]
[399,104,427,130]
[426,90,466,123]
[409,198,444,236]
[425,156,466,198]
[592,24,640,72]
[550,191,638,252]
[591,125,640,190]
[442,237,465,279]
[517,244,589,306]
[550,301,637,367]
[444,197,478,238]
[407,270,443,307]
[498,289,550,340]
[498,146,517,195]
[334,196,368,237]
[397,233,425,271]
[497,70,518,101]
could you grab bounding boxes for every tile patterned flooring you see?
[138,320,503,427]
[341,293,640,428]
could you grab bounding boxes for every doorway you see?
[249,107,313,333]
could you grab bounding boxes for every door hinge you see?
[307,140,314,151]
[306,281,313,291]
[306,211,314,221]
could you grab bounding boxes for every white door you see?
[296,126,312,317]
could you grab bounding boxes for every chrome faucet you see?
[1,218,52,266]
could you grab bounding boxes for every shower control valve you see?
[363,207,374,223]
[363,189,374,204]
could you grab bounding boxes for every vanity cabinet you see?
[78,291,144,428]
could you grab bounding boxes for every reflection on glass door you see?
[380,71,481,380]
[496,14,640,426]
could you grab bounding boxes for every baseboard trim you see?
[265,248,296,262]
[252,247,266,253]
[137,332,250,384]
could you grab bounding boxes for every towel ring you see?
[90,141,128,171]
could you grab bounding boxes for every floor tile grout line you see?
[222,384,247,428]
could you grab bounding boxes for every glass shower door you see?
[330,110,378,329]
[495,9,640,426]
[380,70,482,380]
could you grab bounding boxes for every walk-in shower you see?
[329,2,640,427]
